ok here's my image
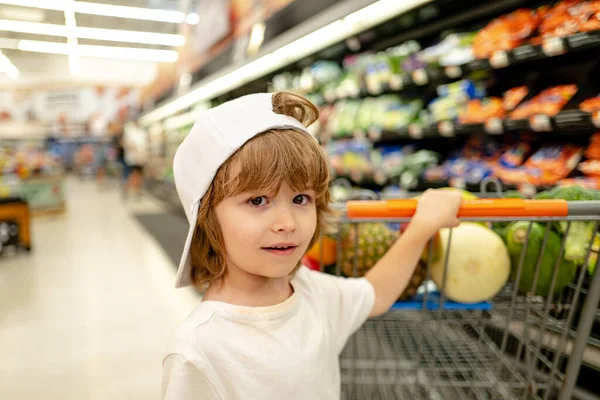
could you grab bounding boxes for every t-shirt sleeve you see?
[303,269,375,353]
[162,354,222,400]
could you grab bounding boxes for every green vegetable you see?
[533,186,600,263]
[506,221,577,297]
[587,234,599,276]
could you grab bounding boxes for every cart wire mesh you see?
[325,199,600,400]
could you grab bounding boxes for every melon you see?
[430,223,510,303]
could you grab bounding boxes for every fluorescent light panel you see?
[0,0,186,23]
[64,0,80,75]
[0,19,185,46]
[17,40,178,62]
[140,0,432,126]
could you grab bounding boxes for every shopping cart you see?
[321,198,600,400]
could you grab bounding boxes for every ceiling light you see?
[186,13,200,25]
[0,19,185,46]
[16,40,179,62]
[77,26,184,46]
[64,0,80,76]
[140,0,432,126]
[0,1,186,23]
[0,50,19,79]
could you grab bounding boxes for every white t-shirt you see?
[162,266,375,400]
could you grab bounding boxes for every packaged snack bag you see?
[510,85,577,119]
[473,8,542,59]
[580,96,600,112]
[504,86,529,111]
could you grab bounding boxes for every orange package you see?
[584,133,600,158]
[580,97,600,112]
[510,85,578,120]
[472,9,542,59]
[535,0,600,39]
[524,144,583,185]
[503,86,529,111]
[458,97,505,124]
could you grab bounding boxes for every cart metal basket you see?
[322,198,600,400]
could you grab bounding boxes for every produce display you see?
[426,79,487,123]
[324,96,423,140]
[326,139,440,189]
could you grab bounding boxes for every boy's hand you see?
[366,188,463,317]
[411,189,462,237]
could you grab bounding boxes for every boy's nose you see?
[272,207,297,232]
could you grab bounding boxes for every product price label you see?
[412,69,429,86]
[512,44,537,61]
[490,50,509,68]
[529,114,552,132]
[444,65,462,79]
[592,111,600,129]
[567,32,596,48]
[542,36,565,57]
[389,74,404,91]
[485,118,504,135]
[408,124,424,139]
[438,120,454,137]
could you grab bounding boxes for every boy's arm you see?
[365,190,462,317]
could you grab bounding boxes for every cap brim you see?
[174,202,199,288]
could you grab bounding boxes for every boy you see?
[162,92,461,399]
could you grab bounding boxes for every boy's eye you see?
[249,196,268,206]
[293,195,310,205]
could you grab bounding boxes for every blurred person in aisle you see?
[122,121,148,199]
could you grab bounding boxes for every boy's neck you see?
[203,265,294,308]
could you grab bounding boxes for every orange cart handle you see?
[346,199,569,219]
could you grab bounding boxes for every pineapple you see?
[339,222,426,300]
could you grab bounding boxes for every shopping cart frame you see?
[323,199,600,400]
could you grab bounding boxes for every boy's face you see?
[215,182,317,280]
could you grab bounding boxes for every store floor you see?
[0,178,201,400]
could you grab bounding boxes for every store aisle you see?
[0,179,200,400]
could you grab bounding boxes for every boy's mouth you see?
[262,244,298,256]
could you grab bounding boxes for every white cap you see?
[173,93,311,288]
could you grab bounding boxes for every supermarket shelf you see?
[320,30,600,105]
[332,110,599,145]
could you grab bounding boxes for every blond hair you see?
[189,92,331,290]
